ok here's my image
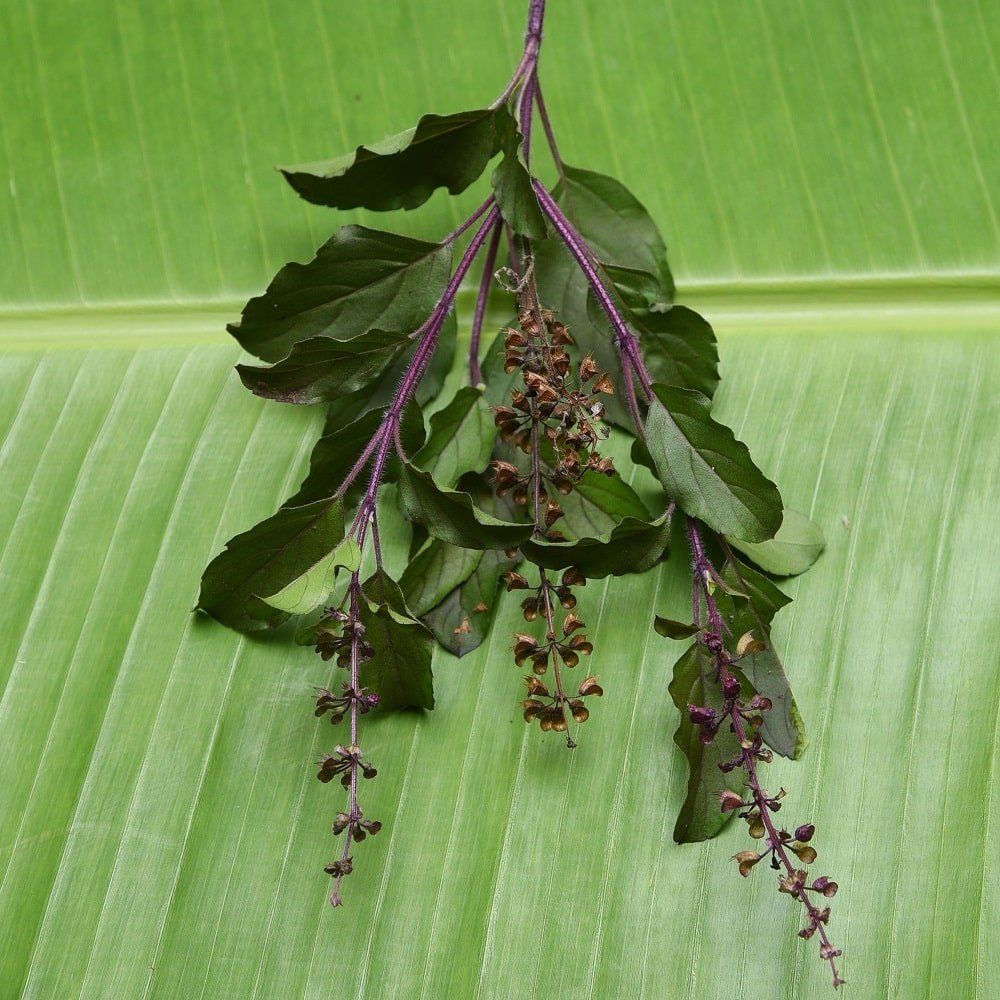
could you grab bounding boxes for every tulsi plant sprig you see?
[196,0,843,984]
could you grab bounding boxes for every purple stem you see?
[534,84,566,183]
[531,180,654,397]
[334,426,386,501]
[330,574,364,907]
[519,68,538,164]
[370,510,384,570]
[526,0,546,41]
[490,0,546,109]
[470,219,503,384]
[622,362,645,438]
[441,195,495,245]
[400,204,501,400]
[346,206,502,536]
[492,48,533,110]
[687,518,844,988]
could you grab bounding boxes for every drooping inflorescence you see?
[685,520,843,986]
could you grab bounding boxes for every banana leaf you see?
[0,1,997,998]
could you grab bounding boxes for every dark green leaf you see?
[323,313,456,430]
[196,497,346,632]
[639,305,719,398]
[259,537,361,616]
[667,642,742,843]
[281,108,509,211]
[236,330,409,405]
[553,164,674,293]
[290,402,425,507]
[557,468,650,539]
[535,164,718,408]
[397,464,532,549]
[358,571,434,712]
[399,540,483,617]
[718,554,803,759]
[413,386,497,486]
[727,508,826,576]
[720,555,792,628]
[653,617,701,640]
[739,650,808,761]
[643,384,783,543]
[422,549,520,658]
[628,435,656,474]
[521,508,672,578]
[597,263,671,309]
[228,226,452,362]
[491,117,546,240]
[592,294,719,399]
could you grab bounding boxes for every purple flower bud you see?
[722,673,741,699]
[812,876,839,898]
[795,823,815,843]
[687,703,716,726]
[719,790,745,813]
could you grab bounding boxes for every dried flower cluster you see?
[490,297,617,745]
[302,578,383,904]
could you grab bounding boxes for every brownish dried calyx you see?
[491,290,617,748]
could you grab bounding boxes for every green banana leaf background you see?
[1,1,997,997]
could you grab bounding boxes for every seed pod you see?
[687,704,716,726]
[719,790,745,813]
[531,651,549,674]
[812,876,839,898]
[549,320,573,345]
[555,586,576,609]
[733,851,761,877]
[792,843,818,864]
[503,571,530,591]
[736,630,766,656]
[544,500,564,527]
[549,707,568,732]
[593,373,615,395]
[522,698,544,721]
[525,677,550,697]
